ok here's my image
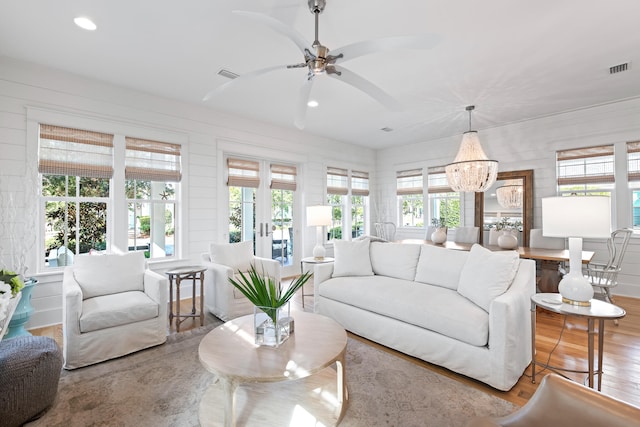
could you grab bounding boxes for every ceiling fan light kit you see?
[445,106,499,193]
[204,0,438,129]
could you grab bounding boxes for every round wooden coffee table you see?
[198,311,348,427]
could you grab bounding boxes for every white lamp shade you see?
[542,196,611,238]
[307,205,332,227]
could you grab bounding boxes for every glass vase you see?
[253,303,292,348]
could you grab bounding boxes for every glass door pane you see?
[271,189,294,268]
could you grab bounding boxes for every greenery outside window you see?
[427,166,460,228]
[397,168,423,227]
[327,167,348,240]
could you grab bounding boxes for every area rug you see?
[28,322,517,427]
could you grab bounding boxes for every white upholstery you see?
[488,229,501,245]
[370,241,421,281]
[201,248,281,321]
[62,252,168,369]
[314,241,536,391]
[209,241,254,272]
[529,228,565,250]
[455,226,480,244]
[332,239,374,277]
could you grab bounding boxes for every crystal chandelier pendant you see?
[445,106,498,192]
[496,180,523,208]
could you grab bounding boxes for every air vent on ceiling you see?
[217,69,239,80]
[380,127,394,132]
[609,62,629,74]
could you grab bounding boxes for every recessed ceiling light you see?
[74,17,97,31]
[307,100,319,108]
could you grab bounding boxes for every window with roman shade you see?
[427,166,461,228]
[125,137,182,182]
[556,145,615,196]
[39,124,114,178]
[396,169,423,195]
[227,158,260,188]
[351,170,369,196]
[627,141,640,185]
[397,168,424,227]
[270,164,297,191]
[327,167,349,195]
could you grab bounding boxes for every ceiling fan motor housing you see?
[308,0,326,14]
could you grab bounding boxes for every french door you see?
[226,156,299,277]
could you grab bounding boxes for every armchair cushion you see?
[210,241,253,273]
[73,252,146,299]
[79,291,160,333]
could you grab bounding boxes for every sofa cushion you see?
[73,251,146,299]
[319,276,489,347]
[457,244,520,312]
[370,242,421,281]
[79,291,159,333]
[332,239,374,277]
[210,241,253,273]
[414,244,469,290]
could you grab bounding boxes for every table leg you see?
[220,377,238,427]
[598,318,605,391]
[191,274,197,315]
[335,351,348,422]
[530,300,537,383]
[169,277,174,325]
[199,272,205,326]
[300,261,305,308]
[176,276,181,333]
[588,318,595,388]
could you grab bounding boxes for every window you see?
[326,167,348,240]
[351,171,369,239]
[125,137,181,258]
[38,124,182,269]
[271,164,296,264]
[39,124,113,267]
[397,169,424,227]
[427,166,460,228]
[227,158,259,244]
[556,145,615,196]
[627,141,640,229]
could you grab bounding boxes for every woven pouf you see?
[0,336,63,427]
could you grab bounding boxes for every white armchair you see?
[202,241,281,321]
[62,251,168,369]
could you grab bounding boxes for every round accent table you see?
[198,311,348,427]
[530,293,626,390]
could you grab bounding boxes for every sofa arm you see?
[487,258,536,388]
[62,267,83,336]
[313,263,334,303]
[144,269,169,318]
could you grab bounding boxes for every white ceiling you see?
[1,0,639,150]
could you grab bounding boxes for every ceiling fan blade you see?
[294,75,314,129]
[233,10,314,55]
[203,64,287,101]
[329,35,439,63]
[328,65,402,111]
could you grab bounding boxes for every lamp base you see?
[561,296,591,307]
[312,244,326,260]
[558,272,593,307]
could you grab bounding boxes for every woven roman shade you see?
[351,170,370,196]
[396,168,423,195]
[327,167,348,195]
[427,166,454,194]
[227,158,260,188]
[270,164,297,191]
[556,145,615,186]
[125,137,182,182]
[38,124,114,178]
[627,141,640,182]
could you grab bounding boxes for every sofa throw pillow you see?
[457,244,519,312]
[332,239,374,277]
[73,251,146,299]
[414,244,469,290]
[210,241,253,272]
[370,242,421,281]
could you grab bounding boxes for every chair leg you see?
[603,288,619,326]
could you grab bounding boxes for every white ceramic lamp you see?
[542,196,611,306]
[307,205,332,260]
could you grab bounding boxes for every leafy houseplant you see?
[229,264,312,324]
[0,270,24,297]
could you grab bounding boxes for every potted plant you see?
[0,270,24,339]
[229,265,312,347]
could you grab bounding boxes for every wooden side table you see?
[530,293,626,390]
[166,266,206,332]
[300,256,334,308]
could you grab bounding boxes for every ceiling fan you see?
[203,0,439,129]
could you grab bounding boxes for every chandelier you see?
[445,106,498,192]
[496,180,523,208]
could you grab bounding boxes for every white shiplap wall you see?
[375,97,640,297]
[0,57,375,328]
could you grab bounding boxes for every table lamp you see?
[307,205,332,260]
[542,196,611,306]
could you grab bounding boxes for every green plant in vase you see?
[229,264,312,347]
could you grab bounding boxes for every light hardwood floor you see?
[31,285,640,409]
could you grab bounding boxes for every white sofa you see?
[62,251,168,369]
[201,241,281,321]
[313,239,536,391]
